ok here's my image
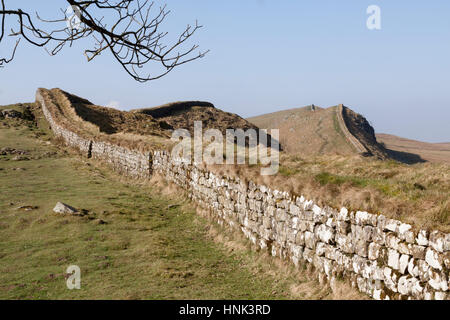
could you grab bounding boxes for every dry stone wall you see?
[90,141,151,178]
[336,104,368,154]
[37,92,92,155]
[36,90,152,178]
[37,89,449,300]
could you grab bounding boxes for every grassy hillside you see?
[131,101,258,137]
[248,106,357,155]
[248,105,442,165]
[0,105,362,299]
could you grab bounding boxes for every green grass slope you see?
[248,105,356,155]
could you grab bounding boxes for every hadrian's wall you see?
[36,89,450,300]
[36,91,151,178]
[336,104,368,154]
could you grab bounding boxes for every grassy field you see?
[248,106,356,155]
[0,109,362,300]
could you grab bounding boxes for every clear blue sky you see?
[1,0,449,142]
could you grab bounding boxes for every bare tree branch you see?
[0,0,208,81]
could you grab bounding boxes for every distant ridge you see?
[247,104,383,157]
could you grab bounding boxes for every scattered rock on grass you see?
[42,151,57,158]
[0,147,28,156]
[12,155,30,161]
[1,109,22,119]
[94,219,107,225]
[16,205,38,211]
[53,202,79,215]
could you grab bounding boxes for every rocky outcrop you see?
[36,88,449,300]
[341,105,390,159]
[53,202,78,215]
[336,104,369,155]
[1,109,23,119]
